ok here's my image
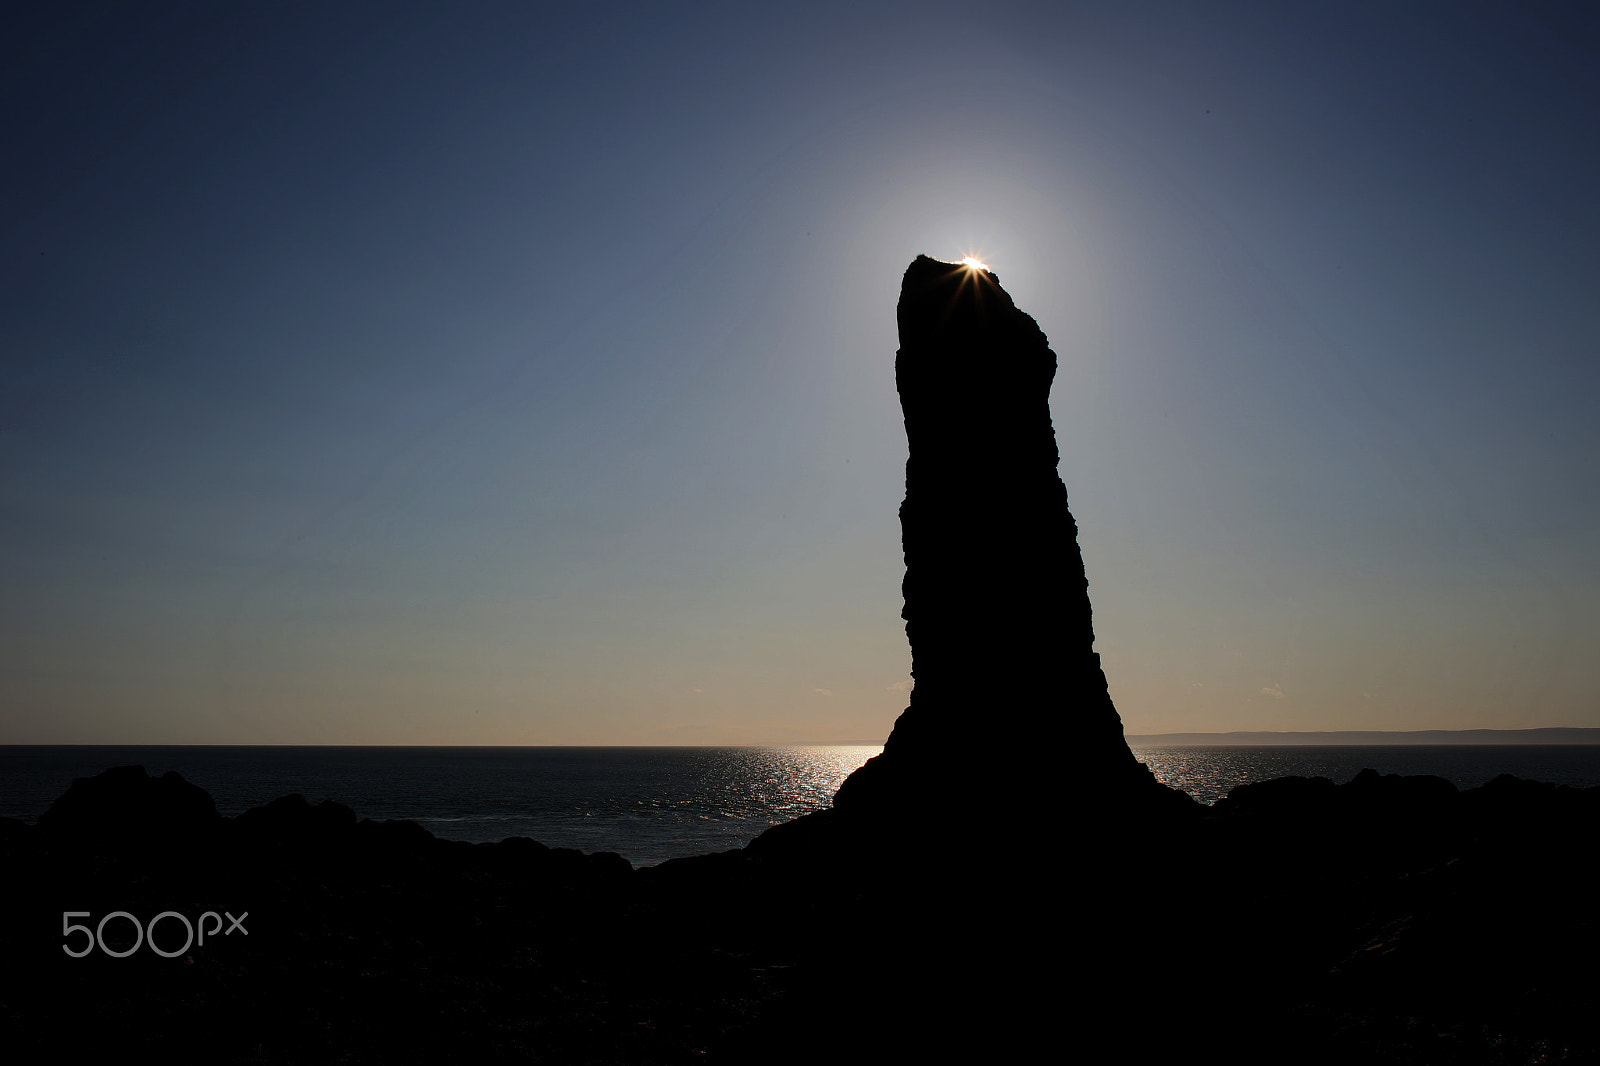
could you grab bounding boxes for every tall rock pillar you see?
[834,255,1181,819]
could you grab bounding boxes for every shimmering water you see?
[5,744,1598,866]
[0,746,880,866]
[1131,744,1600,806]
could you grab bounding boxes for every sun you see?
[958,255,990,272]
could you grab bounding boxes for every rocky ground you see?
[2,764,1596,1064]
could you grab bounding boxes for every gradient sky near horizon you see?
[4,1,1598,745]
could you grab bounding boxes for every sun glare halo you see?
[959,255,990,272]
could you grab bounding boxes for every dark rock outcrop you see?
[832,255,1192,824]
[35,763,221,848]
[7,763,1597,1064]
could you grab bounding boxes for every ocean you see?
[4,744,1599,867]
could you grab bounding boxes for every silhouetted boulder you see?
[355,815,435,849]
[1213,774,1337,816]
[237,793,359,839]
[1340,767,1458,810]
[485,834,553,871]
[587,850,635,878]
[35,764,220,848]
[1471,771,1578,807]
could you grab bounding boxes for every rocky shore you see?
[2,762,1596,1063]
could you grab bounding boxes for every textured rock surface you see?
[834,255,1188,819]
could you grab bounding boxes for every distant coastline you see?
[1127,727,1600,746]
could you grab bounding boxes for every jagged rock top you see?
[896,254,1043,358]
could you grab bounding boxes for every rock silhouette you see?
[8,760,1597,1063]
[35,763,220,847]
[834,255,1191,823]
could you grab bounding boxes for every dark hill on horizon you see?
[1128,727,1600,745]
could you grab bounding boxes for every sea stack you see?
[834,255,1188,822]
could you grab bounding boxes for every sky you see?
[4,1,1597,745]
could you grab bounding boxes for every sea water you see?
[4,744,1598,866]
[0,746,879,866]
[1132,745,1600,806]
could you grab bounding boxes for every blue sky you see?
[4,1,1597,744]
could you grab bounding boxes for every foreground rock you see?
[3,763,1596,1064]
